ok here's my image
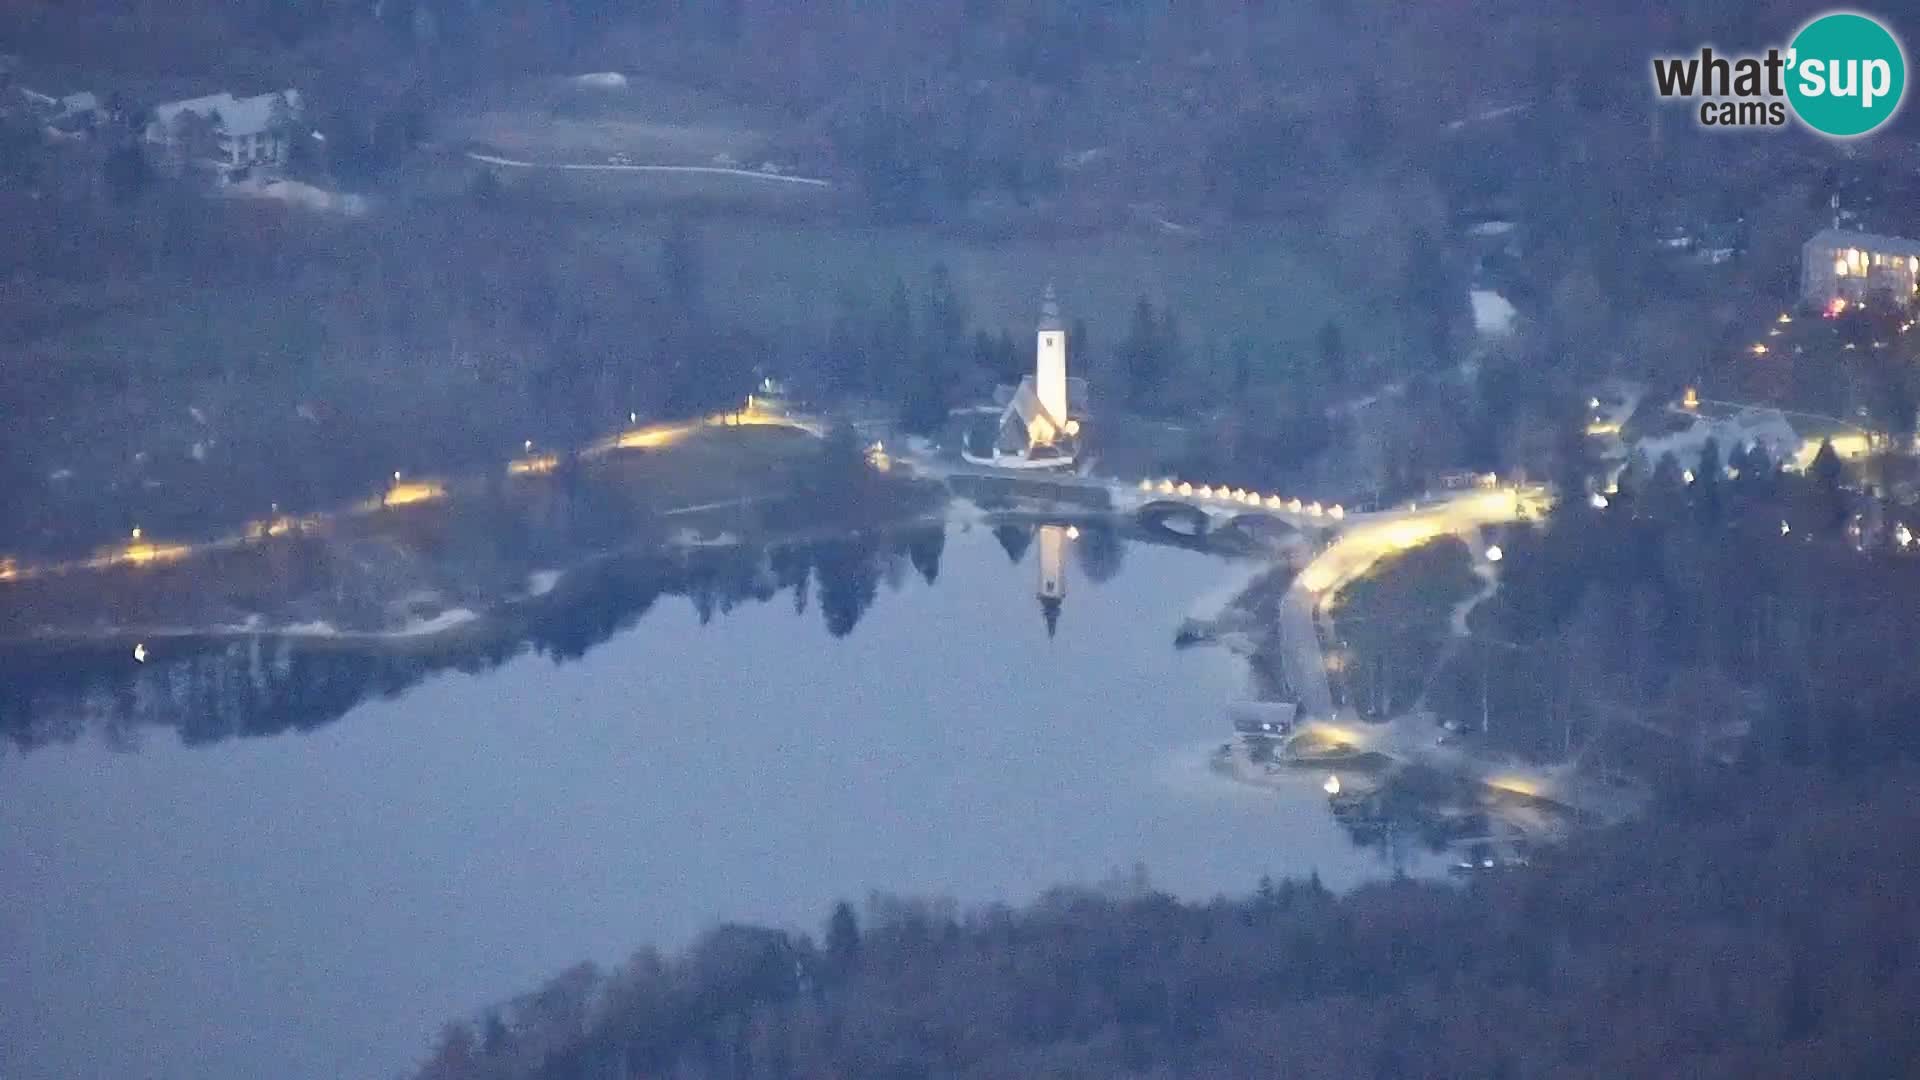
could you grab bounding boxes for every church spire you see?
[1039,281,1064,332]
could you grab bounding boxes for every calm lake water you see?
[0,524,1412,1080]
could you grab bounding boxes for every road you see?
[1279,487,1544,720]
[0,406,822,586]
[465,151,833,188]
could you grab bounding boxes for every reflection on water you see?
[0,523,1417,1080]
[0,528,963,754]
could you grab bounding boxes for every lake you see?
[0,523,1415,1080]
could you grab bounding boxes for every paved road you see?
[1281,487,1546,720]
[466,151,833,188]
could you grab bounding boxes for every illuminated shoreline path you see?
[0,403,821,588]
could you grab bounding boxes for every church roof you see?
[1005,376,1063,432]
[1039,282,1064,332]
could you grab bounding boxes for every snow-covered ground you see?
[222,179,371,216]
[1470,289,1517,338]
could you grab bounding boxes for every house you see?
[1801,228,1920,309]
[1696,219,1743,265]
[13,85,96,122]
[1229,701,1297,739]
[1617,397,1871,482]
[145,90,302,182]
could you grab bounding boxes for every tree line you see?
[418,762,1920,1079]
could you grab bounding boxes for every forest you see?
[0,0,1867,562]
[418,762,1920,1079]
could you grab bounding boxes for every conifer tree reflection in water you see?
[903,526,945,586]
[770,543,812,615]
[1073,521,1125,585]
[0,532,916,754]
[993,524,1033,564]
[813,532,883,639]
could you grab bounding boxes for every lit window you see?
[1836,258,1850,276]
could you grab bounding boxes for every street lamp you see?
[1323,774,1341,796]
[1589,492,1609,509]
[1485,545,1503,562]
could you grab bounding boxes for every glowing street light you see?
[130,526,142,540]
[1066,525,1081,540]
[1590,492,1609,509]
[1323,774,1342,796]
[133,642,147,663]
[1485,545,1504,562]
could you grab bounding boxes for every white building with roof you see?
[963,284,1087,470]
[1802,228,1920,309]
[145,90,302,182]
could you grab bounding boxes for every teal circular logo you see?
[1787,13,1906,137]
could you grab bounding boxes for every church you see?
[963,284,1087,469]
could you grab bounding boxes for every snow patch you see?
[1470,289,1518,338]
[672,529,740,548]
[223,179,370,217]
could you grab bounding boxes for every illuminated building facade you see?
[1802,228,1920,308]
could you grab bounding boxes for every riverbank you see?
[0,422,941,646]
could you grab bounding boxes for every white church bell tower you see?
[1036,283,1068,429]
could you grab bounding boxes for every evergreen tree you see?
[826,900,861,968]
[102,143,150,204]
[1693,437,1724,524]
[1070,316,1092,380]
[661,217,703,314]
[1648,451,1687,523]
[1809,438,1846,533]
[873,276,915,401]
[1119,295,1167,411]
[1317,318,1348,389]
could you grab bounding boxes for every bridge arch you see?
[1135,500,1211,537]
